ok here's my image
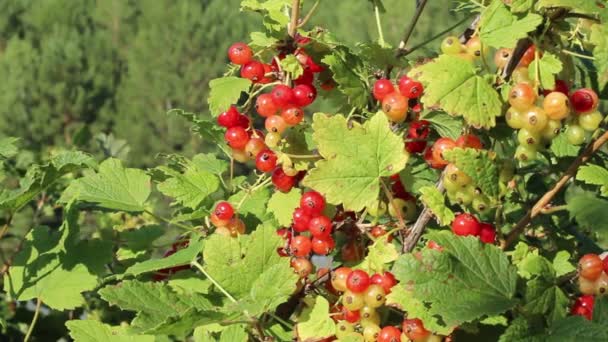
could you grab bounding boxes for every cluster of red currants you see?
[451,213,496,244]
[577,253,608,298]
[373,75,424,124]
[329,267,437,341]
[209,201,246,237]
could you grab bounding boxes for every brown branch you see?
[459,14,480,43]
[503,130,608,248]
[395,0,429,58]
[288,0,301,38]
[402,171,445,253]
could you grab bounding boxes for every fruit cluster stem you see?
[288,0,301,38]
[503,130,608,248]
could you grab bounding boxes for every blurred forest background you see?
[0,0,465,167]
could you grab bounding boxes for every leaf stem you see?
[144,209,193,232]
[288,0,301,38]
[561,49,595,60]
[191,260,237,303]
[267,312,294,330]
[298,0,319,28]
[374,1,386,46]
[503,130,608,248]
[24,298,42,342]
[401,15,473,58]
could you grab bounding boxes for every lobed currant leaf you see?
[524,278,569,324]
[419,185,454,226]
[413,55,502,128]
[359,235,399,274]
[419,111,463,140]
[321,46,370,108]
[550,133,581,158]
[125,239,204,276]
[303,112,409,211]
[577,164,608,197]
[296,296,336,341]
[66,320,155,342]
[266,187,302,226]
[0,136,19,159]
[527,52,563,90]
[208,77,251,117]
[157,165,219,210]
[386,285,451,335]
[479,0,542,49]
[280,54,304,79]
[249,31,278,48]
[566,188,608,248]
[241,0,291,31]
[591,23,608,91]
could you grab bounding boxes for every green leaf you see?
[4,204,112,310]
[249,31,278,48]
[577,164,608,196]
[241,261,299,316]
[419,186,454,226]
[480,0,542,49]
[68,158,150,212]
[117,225,164,261]
[321,46,370,108]
[192,153,229,176]
[228,187,272,219]
[414,55,502,128]
[280,54,304,79]
[443,148,500,199]
[157,165,219,209]
[296,296,336,341]
[170,109,224,144]
[241,0,291,31]
[359,235,399,274]
[498,316,545,342]
[386,286,451,335]
[516,251,555,280]
[547,316,608,341]
[100,280,222,336]
[553,251,576,277]
[125,239,203,276]
[419,111,463,140]
[401,158,440,194]
[203,223,286,299]
[593,296,608,324]
[66,320,155,342]
[510,0,533,12]
[566,189,608,248]
[0,137,19,159]
[537,0,604,15]
[303,112,409,211]
[590,23,608,90]
[357,42,408,68]
[219,325,248,342]
[392,232,518,328]
[524,278,569,324]
[528,53,563,90]
[550,133,581,158]
[267,188,302,226]
[208,77,251,117]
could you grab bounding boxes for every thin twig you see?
[395,0,429,58]
[501,38,532,81]
[288,0,301,38]
[297,0,319,28]
[400,15,473,58]
[503,130,608,248]
[374,0,385,46]
[24,298,42,342]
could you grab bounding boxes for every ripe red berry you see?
[290,235,312,257]
[258,63,274,84]
[370,226,393,242]
[300,191,326,216]
[236,114,250,128]
[309,215,333,238]
[377,326,402,342]
[571,295,595,320]
[406,120,430,153]
[281,106,305,126]
[431,137,457,168]
[451,213,481,236]
[346,269,371,293]
[579,253,603,280]
[518,44,537,67]
[291,257,313,278]
[456,134,483,149]
[217,106,240,128]
[373,79,395,101]
[402,318,430,340]
[255,93,278,117]
[271,84,295,108]
[227,42,253,65]
[479,223,496,244]
[272,167,296,192]
[255,149,277,173]
[571,88,599,114]
[294,69,314,85]
[370,271,397,294]
[311,236,335,255]
[342,308,360,323]
[224,127,249,149]
[603,255,608,274]
[398,76,424,99]
[214,201,234,220]
[240,61,265,82]
[293,84,317,107]
[543,79,569,96]
[292,207,312,232]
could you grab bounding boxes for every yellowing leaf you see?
[419,186,454,226]
[303,112,408,211]
[528,52,563,90]
[267,188,302,226]
[359,235,398,273]
[296,296,336,341]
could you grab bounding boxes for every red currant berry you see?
[258,63,274,84]
[300,191,326,216]
[402,318,430,340]
[227,42,253,65]
[290,235,312,257]
[265,115,288,134]
[382,92,408,123]
[255,93,278,117]
[292,207,312,232]
[518,44,537,67]
[281,106,305,126]
[398,76,424,99]
[571,295,595,320]
[373,79,395,101]
[424,146,444,169]
[579,253,603,280]
[271,84,295,108]
[214,201,234,220]
[370,226,393,242]
[377,326,402,342]
[272,167,296,192]
[294,69,314,85]
[346,269,371,293]
[370,271,397,294]
[603,255,608,274]
[456,134,483,149]
[342,308,360,323]
[309,215,333,238]
[240,61,265,83]
[431,137,457,168]
[244,137,266,159]
[331,267,351,292]
[291,257,313,278]
[311,236,335,255]
[224,127,249,149]
[255,149,277,173]
[571,88,599,114]
[479,222,496,244]
[236,114,250,128]
[217,106,240,128]
[293,84,317,107]
[451,213,481,236]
